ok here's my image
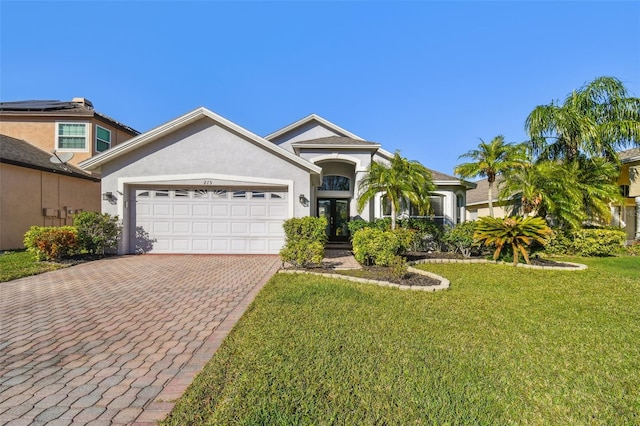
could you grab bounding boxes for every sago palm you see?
[455,136,526,217]
[474,216,552,266]
[357,151,435,230]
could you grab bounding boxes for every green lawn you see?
[0,250,64,282]
[163,257,640,425]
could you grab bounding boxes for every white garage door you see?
[134,188,288,254]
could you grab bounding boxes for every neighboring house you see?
[80,108,474,254]
[465,148,640,242]
[464,176,508,220]
[0,98,139,167]
[616,148,640,242]
[0,98,139,250]
[0,135,100,250]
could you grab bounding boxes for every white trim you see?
[95,124,111,153]
[56,121,90,152]
[309,153,365,172]
[79,107,322,175]
[116,173,295,254]
[265,113,364,141]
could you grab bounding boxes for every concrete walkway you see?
[0,255,280,425]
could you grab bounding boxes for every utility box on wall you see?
[43,208,56,217]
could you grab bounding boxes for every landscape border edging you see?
[278,268,450,292]
[409,258,587,271]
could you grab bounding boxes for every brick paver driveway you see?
[0,255,281,425]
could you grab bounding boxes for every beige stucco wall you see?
[466,204,509,220]
[0,163,100,250]
[0,117,135,166]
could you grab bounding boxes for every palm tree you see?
[357,151,435,230]
[474,216,552,266]
[500,156,622,230]
[500,160,583,229]
[526,76,640,163]
[454,136,526,217]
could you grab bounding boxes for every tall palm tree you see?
[454,136,526,217]
[526,76,640,162]
[357,151,435,230]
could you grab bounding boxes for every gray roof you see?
[0,99,140,136]
[620,147,640,162]
[430,169,464,182]
[292,136,379,146]
[465,176,505,205]
[0,134,99,181]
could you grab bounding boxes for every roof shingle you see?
[0,134,99,181]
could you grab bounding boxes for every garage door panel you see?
[231,205,248,216]
[231,222,248,234]
[250,223,267,234]
[153,204,171,216]
[230,240,248,251]
[192,239,210,251]
[172,239,190,251]
[250,205,267,217]
[269,205,286,216]
[192,222,209,234]
[192,205,209,216]
[173,204,190,216]
[172,222,190,233]
[212,206,229,217]
[134,187,288,254]
[212,222,229,234]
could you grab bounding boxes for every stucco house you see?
[0,98,139,250]
[0,135,100,250]
[80,107,474,254]
[0,98,139,167]
[465,148,640,243]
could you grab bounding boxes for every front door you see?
[318,199,350,241]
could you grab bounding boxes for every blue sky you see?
[1,1,639,175]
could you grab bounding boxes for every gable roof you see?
[0,134,99,181]
[291,136,381,152]
[0,98,140,136]
[79,107,322,175]
[265,114,364,141]
[620,147,640,163]
[465,176,505,205]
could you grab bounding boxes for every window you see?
[57,123,88,150]
[96,125,111,152]
[430,196,445,217]
[251,191,265,199]
[319,175,350,191]
[175,189,189,197]
[620,185,630,198]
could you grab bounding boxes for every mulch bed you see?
[405,251,579,268]
[323,266,441,287]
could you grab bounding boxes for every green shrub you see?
[544,229,573,255]
[280,217,328,268]
[348,218,442,251]
[347,219,371,235]
[352,228,415,266]
[571,229,625,257]
[441,221,479,258]
[400,218,442,251]
[23,226,78,261]
[389,255,409,279]
[74,211,121,255]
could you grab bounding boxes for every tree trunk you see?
[488,182,494,218]
[391,202,397,230]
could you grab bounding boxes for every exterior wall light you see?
[102,192,113,201]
